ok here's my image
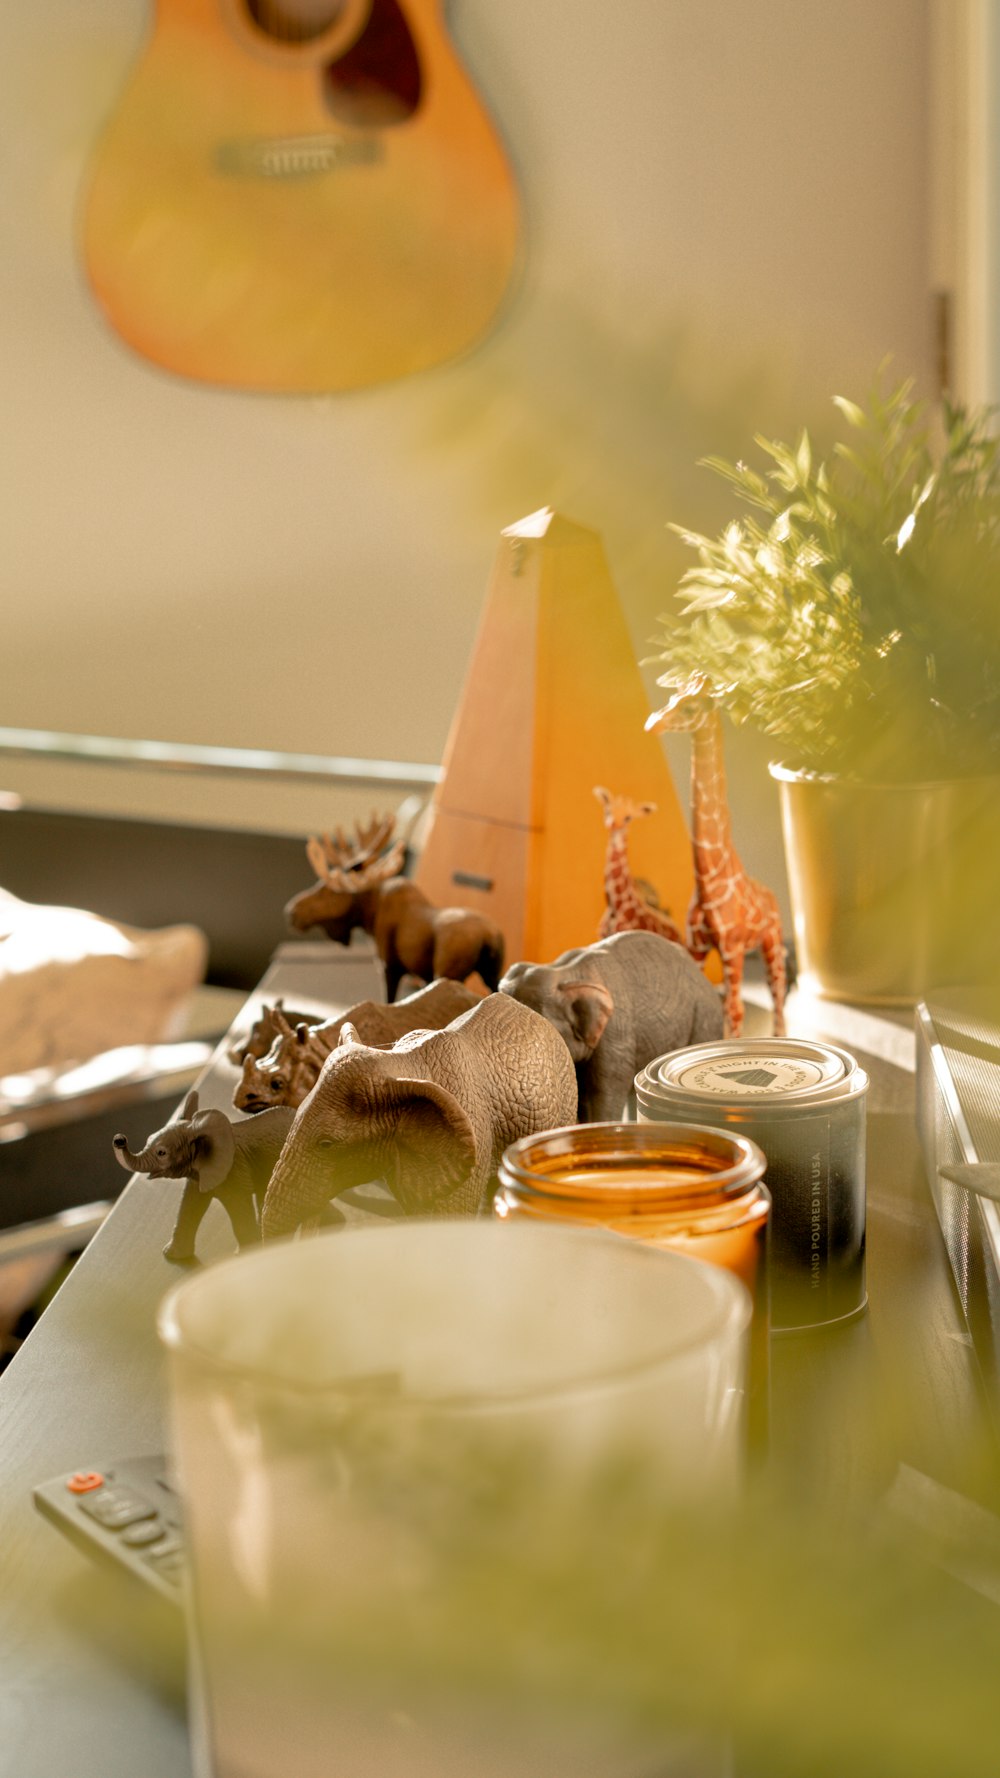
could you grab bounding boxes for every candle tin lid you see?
[638,1039,868,1117]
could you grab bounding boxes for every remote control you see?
[33,1454,184,1606]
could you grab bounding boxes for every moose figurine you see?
[285,814,505,1002]
[234,978,486,1112]
[113,1090,295,1265]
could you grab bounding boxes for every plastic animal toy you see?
[113,1090,295,1265]
[593,788,685,945]
[260,994,578,1234]
[646,675,787,1036]
[285,818,505,1002]
[234,979,487,1112]
[228,998,321,1066]
[501,930,723,1122]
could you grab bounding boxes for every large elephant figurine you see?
[500,930,724,1122]
[113,1089,295,1265]
[260,994,578,1235]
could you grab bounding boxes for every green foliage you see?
[648,376,1000,778]
[199,1403,1000,1778]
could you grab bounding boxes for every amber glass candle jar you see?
[495,1121,770,1298]
[497,1122,772,1453]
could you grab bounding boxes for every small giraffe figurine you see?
[594,787,685,946]
[645,678,786,1037]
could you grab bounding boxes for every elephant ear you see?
[381,1078,477,1212]
[180,1088,200,1121]
[190,1110,237,1194]
[557,981,614,1055]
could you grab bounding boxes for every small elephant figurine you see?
[113,1089,296,1265]
[260,993,578,1237]
[500,930,724,1122]
[234,978,488,1113]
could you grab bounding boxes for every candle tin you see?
[635,1039,868,1331]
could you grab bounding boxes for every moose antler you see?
[354,811,396,858]
[307,812,397,878]
[306,838,407,895]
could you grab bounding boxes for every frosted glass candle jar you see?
[159,1221,750,1778]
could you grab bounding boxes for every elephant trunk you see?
[113,1133,192,1179]
[112,1134,150,1173]
[260,1149,345,1239]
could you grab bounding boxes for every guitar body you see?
[83,0,520,391]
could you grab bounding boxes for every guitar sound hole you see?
[246,0,349,46]
[323,0,421,127]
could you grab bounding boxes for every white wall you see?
[0,1,932,911]
[932,0,1000,406]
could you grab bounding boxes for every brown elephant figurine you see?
[500,930,724,1122]
[234,978,488,1112]
[112,1089,296,1264]
[284,821,504,1002]
[261,993,578,1234]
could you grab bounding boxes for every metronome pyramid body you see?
[415,508,695,963]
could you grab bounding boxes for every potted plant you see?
[647,376,1000,1003]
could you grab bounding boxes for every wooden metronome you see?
[415,507,696,963]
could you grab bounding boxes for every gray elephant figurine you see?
[113,1089,296,1265]
[500,930,724,1122]
[261,993,578,1235]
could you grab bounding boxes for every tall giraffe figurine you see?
[645,679,786,1037]
[594,788,686,946]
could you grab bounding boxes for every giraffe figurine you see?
[645,678,786,1037]
[593,787,685,946]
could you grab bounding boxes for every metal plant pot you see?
[770,765,1000,1005]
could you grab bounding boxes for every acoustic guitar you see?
[83,0,520,391]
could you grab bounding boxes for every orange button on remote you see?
[67,1471,104,1494]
